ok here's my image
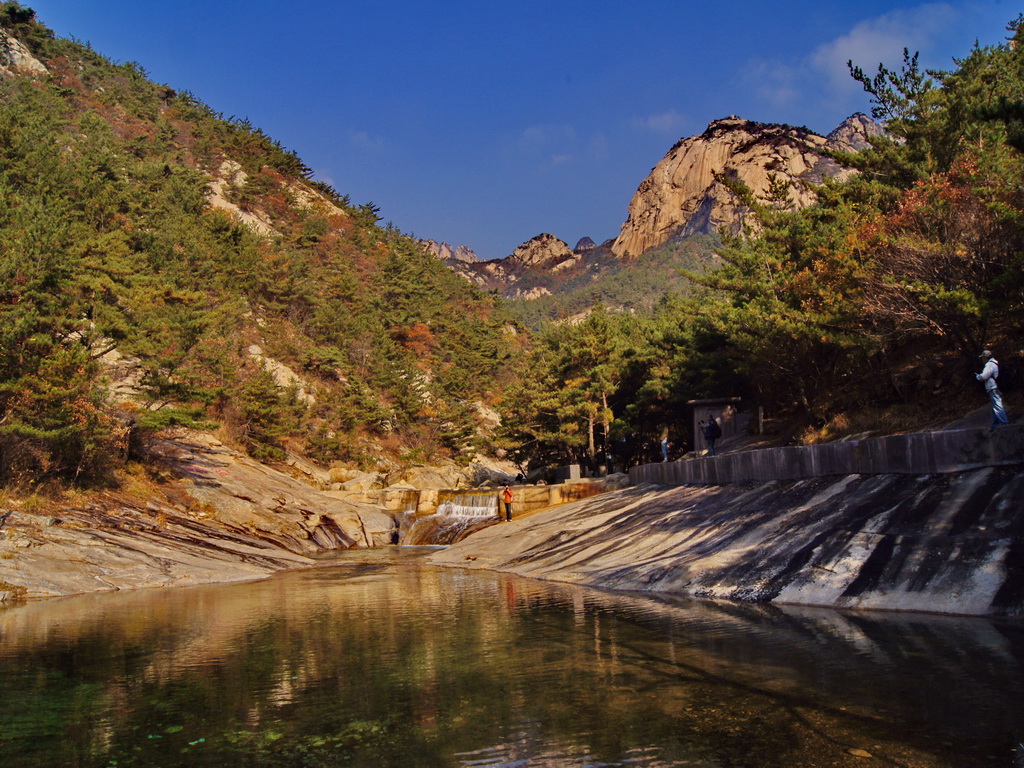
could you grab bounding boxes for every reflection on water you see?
[0,547,1021,768]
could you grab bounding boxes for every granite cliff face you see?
[612,114,880,258]
[436,114,879,298]
[510,232,576,267]
[826,112,881,152]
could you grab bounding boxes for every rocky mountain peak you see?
[574,237,597,252]
[612,114,878,258]
[510,233,574,267]
[826,112,882,153]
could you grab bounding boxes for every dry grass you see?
[799,399,984,445]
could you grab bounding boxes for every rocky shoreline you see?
[3,426,1022,619]
[0,430,399,600]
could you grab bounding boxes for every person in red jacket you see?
[501,484,514,521]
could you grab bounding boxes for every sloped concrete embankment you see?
[430,428,1024,617]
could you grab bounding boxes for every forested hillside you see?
[2,1,1022,491]
[507,235,719,329]
[0,3,515,487]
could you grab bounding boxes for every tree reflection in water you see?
[0,548,1021,767]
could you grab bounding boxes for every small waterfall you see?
[402,489,499,545]
[435,490,498,519]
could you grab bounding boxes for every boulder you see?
[0,31,47,78]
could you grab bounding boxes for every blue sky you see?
[25,0,1016,260]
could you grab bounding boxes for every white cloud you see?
[587,133,610,161]
[515,124,576,152]
[739,3,966,124]
[810,3,960,96]
[349,130,384,150]
[744,59,802,108]
[632,109,688,134]
[500,124,578,169]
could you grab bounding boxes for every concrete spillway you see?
[430,427,1024,617]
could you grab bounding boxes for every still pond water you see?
[0,548,1022,768]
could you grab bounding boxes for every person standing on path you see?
[501,484,514,521]
[976,350,1010,430]
[700,415,722,457]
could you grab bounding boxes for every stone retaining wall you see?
[629,425,1024,486]
[324,477,625,519]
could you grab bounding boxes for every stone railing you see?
[629,425,1024,486]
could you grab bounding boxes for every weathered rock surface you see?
[826,112,882,152]
[446,232,603,298]
[0,430,394,598]
[247,344,316,405]
[0,30,47,78]
[421,239,479,263]
[429,466,1024,617]
[509,233,575,267]
[385,464,466,490]
[206,160,278,237]
[611,114,879,257]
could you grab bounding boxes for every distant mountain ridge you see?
[439,113,879,304]
[446,233,607,299]
[420,239,479,264]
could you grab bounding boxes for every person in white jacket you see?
[976,350,1009,429]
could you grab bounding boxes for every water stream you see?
[0,548,1021,767]
[435,489,499,518]
[404,490,500,544]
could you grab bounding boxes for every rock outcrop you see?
[826,112,882,152]
[247,344,315,405]
[421,239,479,263]
[611,114,879,258]
[510,233,576,268]
[446,233,588,298]
[206,160,279,237]
[0,30,47,78]
[0,429,397,598]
